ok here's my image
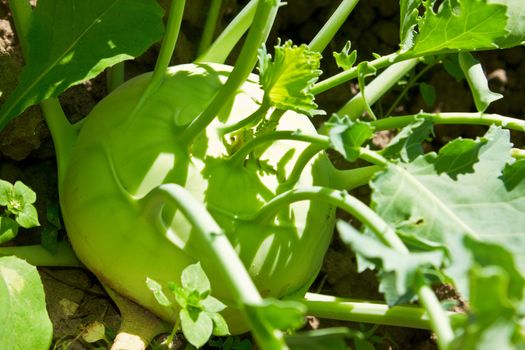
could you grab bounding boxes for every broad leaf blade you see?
[0,256,52,350]
[0,0,164,129]
[410,0,508,56]
[371,126,525,296]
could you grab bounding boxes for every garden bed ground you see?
[1,0,524,349]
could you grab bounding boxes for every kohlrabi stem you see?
[312,52,400,95]
[182,0,279,144]
[0,241,81,267]
[250,186,408,252]
[41,99,79,186]
[329,165,380,190]
[228,130,330,166]
[512,148,525,159]
[308,0,360,52]
[277,144,325,192]
[149,0,186,91]
[338,59,419,119]
[107,62,125,92]
[371,112,525,132]
[218,100,271,136]
[197,0,223,56]
[296,292,446,330]
[358,147,388,167]
[415,274,455,349]
[195,0,257,64]
[140,184,288,349]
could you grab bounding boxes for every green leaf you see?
[434,138,486,179]
[490,0,525,47]
[209,312,230,336]
[501,158,525,191]
[0,256,52,350]
[458,52,503,112]
[13,181,36,204]
[15,204,39,229]
[338,221,444,305]
[419,82,436,107]
[0,180,13,206]
[450,266,525,349]
[180,308,213,349]
[371,126,525,298]
[0,217,19,244]
[399,0,422,51]
[382,117,433,162]
[146,277,171,307]
[333,41,357,70]
[181,262,211,294]
[323,115,374,162]
[200,295,227,313]
[410,0,508,56]
[258,40,323,116]
[0,0,164,129]
[41,226,59,254]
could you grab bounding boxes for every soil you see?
[0,0,524,349]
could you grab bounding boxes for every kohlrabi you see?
[1,0,525,349]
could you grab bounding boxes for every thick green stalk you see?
[371,112,525,132]
[329,165,380,190]
[249,186,407,252]
[338,59,419,119]
[228,130,330,166]
[308,0,360,52]
[218,100,270,136]
[197,0,223,56]
[312,52,400,95]
[195,0,258,63]
[182,0,279,143]
[512,148,525,159]
[416,275,455,349]
[297,292,448,330]
[0,241,81,267]
[140,184,288,349]
[277,144,325,193]
[148,0,186,93]
[107,62,125,92]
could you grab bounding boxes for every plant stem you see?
[329,165,380,190]
[0,241,81,267]
[277,144,325,192]
[195,0,258,64]
[415,274,455,349]
[140,184,288,349]
[107,62,125,92]
[358,147,388,167]
[371,112,525,132]
[308,0,360,52]
[149,0,186,92]
[511,148,525,159]
[228,130,330,166]
[182,0,279,144]
[296,292,451,330]
[338,59,419,119]
[249,186,407,252]
[197,0,223,56]
[312,52,400,95]
[218,100,270,136]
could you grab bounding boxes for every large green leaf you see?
[371,126,525,295]
[0,256,52,350]
[409,0,508,55]
[0,0,164,130]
